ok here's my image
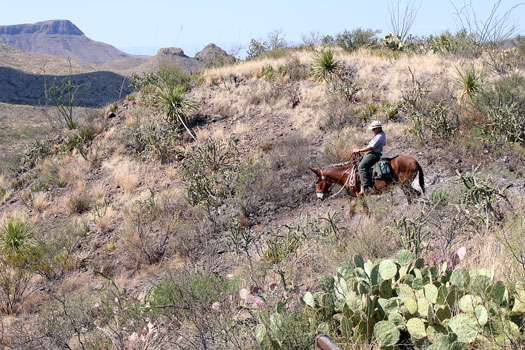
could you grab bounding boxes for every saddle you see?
[353,155,395,184]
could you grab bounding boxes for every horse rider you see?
[353,120,386,195]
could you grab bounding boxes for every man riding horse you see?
[353,120,385,195]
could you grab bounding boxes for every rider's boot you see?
[359,184,373,195]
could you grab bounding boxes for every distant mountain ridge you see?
[0,19,83,36]
[0,20,134,64]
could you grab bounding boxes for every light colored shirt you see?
[368,131,386,153]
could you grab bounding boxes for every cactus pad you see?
[379,259,397,280]
[450,269,470,289]
[407,318,427,339]
[448,314,478,343]
[397,250,413,265]
[374,320,400,347]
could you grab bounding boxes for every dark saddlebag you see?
[374,160,393,180]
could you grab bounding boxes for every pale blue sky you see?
[3,0,524,56]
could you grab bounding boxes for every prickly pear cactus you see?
[302,250,524,349]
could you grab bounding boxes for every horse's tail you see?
[416,161,425,194]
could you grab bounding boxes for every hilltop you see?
[0,20,135,64]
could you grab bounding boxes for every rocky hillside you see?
[131,43,234,74]
[0,20,135,64]
[0,43,524,349]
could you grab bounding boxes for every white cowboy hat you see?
[369,120,382,130]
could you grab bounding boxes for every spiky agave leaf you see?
[153,82,198,140]
[311,48,341,82]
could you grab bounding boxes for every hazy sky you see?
[2,0,524,56]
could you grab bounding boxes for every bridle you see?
[315,169,335,194]
[315,165,357,197]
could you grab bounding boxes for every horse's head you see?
[310,167,333,200]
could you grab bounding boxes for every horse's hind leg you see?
[401,182,420,204]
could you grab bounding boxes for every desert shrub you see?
[65,127,94,159]
[123,189,182,265]
[147,269,248,350]
[19,139,53,170]
[38,157,66,188]
[426,30,479,57]
[319,97,358,130]
[247,30,288,59]
[181,137,247,227]
[254,304,315,350]
[125,117,181,163]
[25,280,146,350]
[237,135,316,216]
[321,128,368,164]
[0,217,42,314]
[66,191,92,214]
[311,49,360,102]
[453,167,508,228]
[302,250,525,348]
[335,27,381,51]
[31,220,87,280]
[409,100,460,144]
[277,56,309,81]
[130,63,190,92]
[156,63,191,90]
[474,74,525,144]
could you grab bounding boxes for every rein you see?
[330,166,356,198]
[318,164,358,198]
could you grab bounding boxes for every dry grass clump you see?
[112,160,140,194]
[91,183,107,206]
[321,127,369,164]
[0,173,7,188]
[65,191,92,214]
[58,156,90,187]
[31,192,49,212]
[92,206,116,231]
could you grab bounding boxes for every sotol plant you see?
[311,48,341,83]
[302,250,524,349]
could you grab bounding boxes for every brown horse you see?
[311,154,425,203]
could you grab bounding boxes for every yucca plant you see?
[0,217,32,258]
[455,65,482,101]
[311,48,341,83]
[153,82,198,141]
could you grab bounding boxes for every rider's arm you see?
[353,145,373,153]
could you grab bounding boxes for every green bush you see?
[474,74,525,144]
[303,250,524,348]
[311,49,360,102]
[335,28,381,51]
[146,269,245,350]
[255,304,314,350]
[247,30,288,59]
[126,117,181,163]
[181,137,248,228]
[409,100,460,144]
[20,139,53,169]
[0,217,40,314]
[426,30,478,56]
